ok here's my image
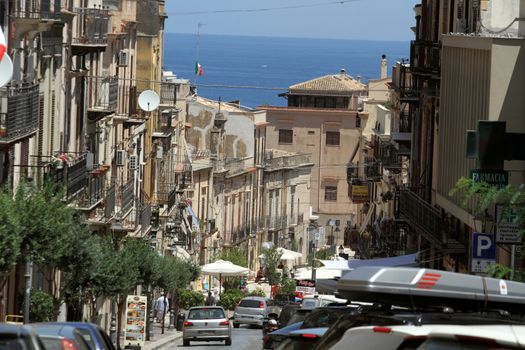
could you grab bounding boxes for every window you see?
[279,129,293,144]
[326,131,340,146]
[308,130,315,135]
[325,186,337,201]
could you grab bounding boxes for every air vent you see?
[118,50,128,66]
[129,155,137,170]
[116,150,126,166]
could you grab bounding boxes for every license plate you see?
[198,330,214,334]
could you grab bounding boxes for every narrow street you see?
[159,326,262,350]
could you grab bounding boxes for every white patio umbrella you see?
[201,260,249,296]
[258,248,303,261]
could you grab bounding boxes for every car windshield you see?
[287,310,312,326]
[188,308,226,320]
[302,300,318,309]
[39,338,63,350]
[280,306,299,325]
[239,299,263,308]
[0,335,30,350]
[76,329,96,350]
[301,309,347,329]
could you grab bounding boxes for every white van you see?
[300,294,346,309]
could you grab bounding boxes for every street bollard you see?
[148,308,154,340]
[109,313,117,348]
[168,309,174,330]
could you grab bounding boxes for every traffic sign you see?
[496,204,522,244]
[471,232,496,273]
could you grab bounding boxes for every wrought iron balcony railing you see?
[118,177,134,217]
[72,6,109,46]
[155,182,176,205]
[88,76,118,112]
[140,203,152,234]
[264,153,313,171]
[0,83,40,144]
[159,83,179,106]
[225,158,255,177]
[398,188,444,248]
[410,40,441,76]
[13,0,62,21]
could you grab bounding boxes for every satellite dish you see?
[138,90,160,112]
[0,55,14,88]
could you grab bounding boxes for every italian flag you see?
[0,26,6,62]
[195,61,203,76]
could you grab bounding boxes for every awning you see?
[319,252,420,271]
[359,203,375,234]
[186,205,201,233]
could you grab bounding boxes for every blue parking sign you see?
[471,232,496,273]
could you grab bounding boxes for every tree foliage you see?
[217,247,248,267]
[0,190,22,285]
[261,246,283,286]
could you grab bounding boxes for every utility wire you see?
[171,0,359,16]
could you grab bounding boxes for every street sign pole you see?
[511,245,516,280]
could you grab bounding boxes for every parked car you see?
[38,323,115,350]
[30,324,91,350]
[182,306,232,346]
[275,327,328,350]
[277,304,300,328]
[0,324,46,350]
[263,322,303,350]
[233,296,275,328]
[283,308,314,328]
[300,295,346,309]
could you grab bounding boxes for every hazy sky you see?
[165,0,420,42]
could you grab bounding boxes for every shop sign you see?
[296,279,316,295]
[351,184,369,203]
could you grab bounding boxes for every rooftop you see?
[289,71,367,94]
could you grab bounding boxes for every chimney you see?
[340,68,346,76]
[356,75,361,84]
[381,54,387,79]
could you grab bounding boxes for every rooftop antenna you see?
[193,22,204,89]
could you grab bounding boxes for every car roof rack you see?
[335,267,525,314]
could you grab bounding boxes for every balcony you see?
[155,182,176,205]
[398,188,443,248]
[225,158,256,178]
[12,0,62,21]
[87,76,118,120]
[152,111,173,139]
[72,6,109,55]
[140,203,152,234]
[410,40,441,78]
[117,177,134,218]
[265,153,313,172]
[0,83,40,146]
[159,83,179,107]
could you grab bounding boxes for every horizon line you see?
[165,31,411,44]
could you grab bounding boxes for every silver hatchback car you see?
[183,306,232,346]
[233,296,278,328]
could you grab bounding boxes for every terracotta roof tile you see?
[289,73,367,94]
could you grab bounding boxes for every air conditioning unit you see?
[128,155,137,170]
[118,50,128,66]
[115,150,126,166]
[156,146,163,159]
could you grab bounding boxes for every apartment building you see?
[260,71,366,255]
[391,0,525,272]
[0,0,177,326]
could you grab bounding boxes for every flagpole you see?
[193,23,204,89]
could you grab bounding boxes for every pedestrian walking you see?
[205,291,216,306]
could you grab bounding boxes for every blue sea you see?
[163,33,410,108]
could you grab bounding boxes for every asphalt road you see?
[159,325,263,350]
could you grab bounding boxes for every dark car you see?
[275,327,328,350]
[278,304,300,328]
[271,306,355,350]
[284,308,313,328]
[30,324,91,350]
[0,324,46,350]
[40,323,115,350]
[263,322,303,349]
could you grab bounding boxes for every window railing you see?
[264,153,313,171]
[0,83,40,143]
[13,0,62,20]
[72,6,109,45]
[88,76,118,112]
